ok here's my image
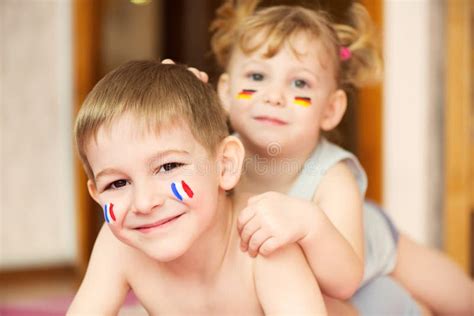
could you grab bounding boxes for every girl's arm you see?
[67,225,130,315]
[239,161,364,299]
[254,244,327,315]
[300,161,365,299]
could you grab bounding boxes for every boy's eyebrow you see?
[94,168,121,182]
[94,149,190,181]
[146,149,190,166]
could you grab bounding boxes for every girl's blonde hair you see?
[210,0,382,88]
[75,62,229,180]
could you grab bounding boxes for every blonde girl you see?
[206,0,473,315]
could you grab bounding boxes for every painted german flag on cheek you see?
[293,96,312,107]
[236,89,257,100]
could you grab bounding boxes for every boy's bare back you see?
[70,213,322,315]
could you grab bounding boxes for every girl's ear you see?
[217,135,245,191]
[217,73,231,113]
[320,89,347,131]
[87,179,101,205]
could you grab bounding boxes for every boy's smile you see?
[85,113,224,262]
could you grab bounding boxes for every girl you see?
[204,0,473,315]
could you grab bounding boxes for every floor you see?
[0,267,146,315]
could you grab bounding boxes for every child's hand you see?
[237,192,316,257]
[161,59,209,83]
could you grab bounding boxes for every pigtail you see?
[210,0,260,68]
[334,3,382,87]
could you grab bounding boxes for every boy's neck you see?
[162,192,235,283]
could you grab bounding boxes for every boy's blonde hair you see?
[75,61,229,180]
[210,0,382,88]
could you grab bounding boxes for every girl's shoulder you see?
[289,138,367,200]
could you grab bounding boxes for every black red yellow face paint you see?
[293,96,311,107]
[236,89,257,100]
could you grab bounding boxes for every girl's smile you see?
[220,32,339,157]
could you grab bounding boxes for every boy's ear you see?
[87,179,101,205]
[217,135,245,191]
[217,73,231,113]
[320,89,347,131]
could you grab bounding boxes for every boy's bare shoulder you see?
[95,224,138,261]
[67,225,132,314]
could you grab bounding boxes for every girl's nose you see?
[263,84,285,107]
[131,181,165,215]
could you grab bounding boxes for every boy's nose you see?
[131,182,165,215]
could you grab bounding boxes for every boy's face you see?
[220,32,343,155]
[85,113,223,262]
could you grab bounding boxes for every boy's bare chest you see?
[128,247,263,315]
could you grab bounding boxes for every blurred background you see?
[0,0,472,313]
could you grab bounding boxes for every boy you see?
[67,61,328,315]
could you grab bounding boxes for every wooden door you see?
[73,0,102,275]
[443,0,473,276]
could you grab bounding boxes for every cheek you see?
[235,88,257,101]
[101,200,128,225]
[183,176,219,210]
[102,202,118,224]
[228,107,247,130]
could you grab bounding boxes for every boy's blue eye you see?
[159,162,184,173]
[293,79,308,88]
[249,73,264,81]
[107,179,128,190]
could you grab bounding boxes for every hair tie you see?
[340,46,352,61]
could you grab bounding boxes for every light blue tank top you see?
[288,137,367,199]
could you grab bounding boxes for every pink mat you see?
[0,292,139,315]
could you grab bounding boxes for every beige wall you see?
[0,0,76,269]
[383,0,444,247]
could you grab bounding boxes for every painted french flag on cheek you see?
[171,180,194,201]
[103,203,116,224]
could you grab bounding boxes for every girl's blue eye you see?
[293,79,308,88]
[250,73,264,81]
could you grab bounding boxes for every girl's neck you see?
[163,193,236,283]
[236,137,319,196]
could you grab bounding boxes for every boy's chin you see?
[142,244,189,263]
[111,228,194,263]
[126,236,191,262]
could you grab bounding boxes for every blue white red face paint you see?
[103,202,116,223]
[171,180,194,201]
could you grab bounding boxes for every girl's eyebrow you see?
[291,66,319,80]
[94,149,189,181]
[241,59,266,67]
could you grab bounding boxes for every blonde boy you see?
[68,61,327,315]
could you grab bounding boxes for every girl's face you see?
[220,32,343,157]
[85,113,222,262]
